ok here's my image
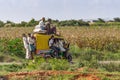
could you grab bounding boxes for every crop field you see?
[0,27,33,39]
[0,26,120,80]
[1,26,120,52]
[58,27,120,51]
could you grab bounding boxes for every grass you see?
[0,26,120,79]
[1,26,120,51]
[1,26,120,52]
[0,53,23,62]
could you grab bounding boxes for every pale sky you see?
[0,0,120,22]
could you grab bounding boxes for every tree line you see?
[0,17,120,27]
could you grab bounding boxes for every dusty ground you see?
[4,67,120,80]
[5,70,100,80]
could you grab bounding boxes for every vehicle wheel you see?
[0,76,7,80]
[44,53,51,59]
[51,50,58,58]
[66,53,72,62]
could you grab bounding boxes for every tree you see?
[0,20,4,27]
[98,18,105,23]
[26,18,38,27]
[5,21,15,27]
[21,21,27,27]
[114,17,120,22]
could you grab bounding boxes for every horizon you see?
[0,17,117,23]
[0,0,120,23]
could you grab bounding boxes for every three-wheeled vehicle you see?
[33,33,72,62]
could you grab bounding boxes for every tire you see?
[0,76,7,80]
[50,50,58,58]
[66,53,72,62]
[44,53,51,59]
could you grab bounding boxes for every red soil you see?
[5,70,101,80]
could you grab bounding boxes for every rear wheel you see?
[50,50,58,58]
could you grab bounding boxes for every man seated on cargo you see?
[45,19,56,34]
[33,17,46,33]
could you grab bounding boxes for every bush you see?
[0,20,4,27]
[0,38,25,58]
[58,20,89,26]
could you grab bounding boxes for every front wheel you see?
[66,53,72,62]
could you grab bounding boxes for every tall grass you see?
[0,27,33,39]
[1,26,120,52]
[59,27,120,52]
[1,26,120,53]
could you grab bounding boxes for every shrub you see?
[0,38,25,59]
[6,38,25,58]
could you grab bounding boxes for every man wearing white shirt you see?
[33,17,46,33]
[22,34,30,59]
[39,17,45,30]
[27,33,36,59]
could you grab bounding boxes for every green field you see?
[0,26,120,80]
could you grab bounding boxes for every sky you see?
[0,0,120,22]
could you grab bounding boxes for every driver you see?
[49,35,59,57]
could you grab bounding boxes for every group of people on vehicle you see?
[22,17,69,60]
[23,34,67,59]
[33,17,56,34]
[22,33,36,60]
[49,35,67,58]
